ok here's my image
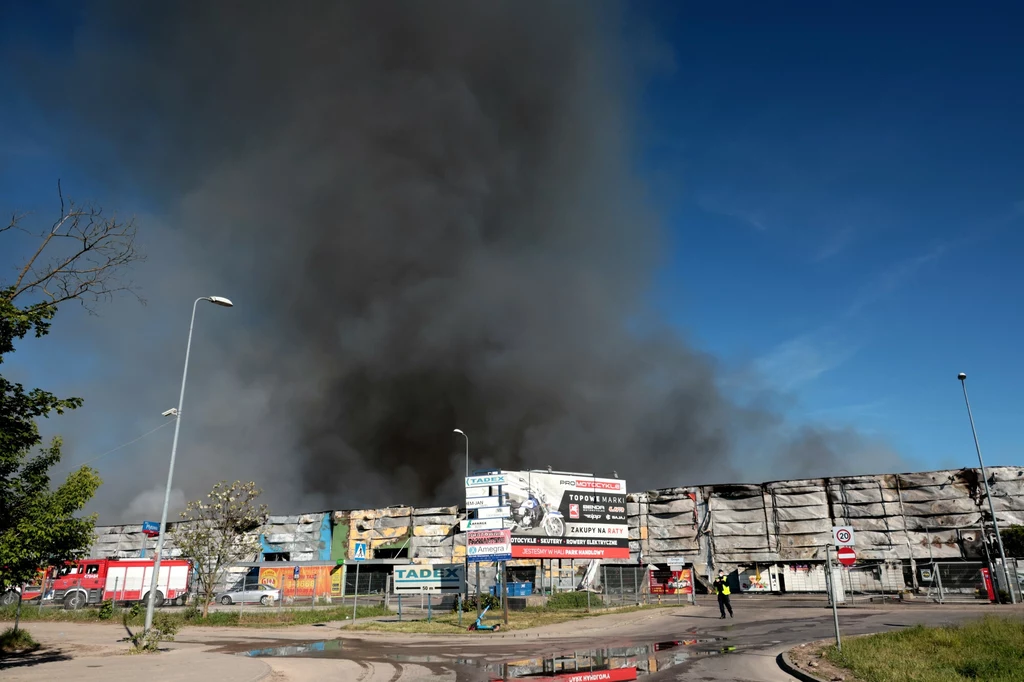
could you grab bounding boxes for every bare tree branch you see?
[2,182,146,312]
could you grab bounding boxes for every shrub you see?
[1,627,40,654]
[545,591,603,610]
[98,600,115,620]
[458,594,501,612]
[125,612,179,653]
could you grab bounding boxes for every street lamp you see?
[957,372,1016,604]
[144,296,234,632]
[453,428,475,619]
[453,429,469,478]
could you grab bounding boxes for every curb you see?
[776,650,830,682]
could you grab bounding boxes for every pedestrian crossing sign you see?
[353,541,367,561]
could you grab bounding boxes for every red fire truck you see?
[2,558,192,610]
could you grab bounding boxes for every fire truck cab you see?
[47,558,192,610]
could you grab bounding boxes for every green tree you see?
[171,481,268,617]
[1003,525,1024,558]
[0,189,142,630]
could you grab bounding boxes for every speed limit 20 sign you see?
[832,526,855,546]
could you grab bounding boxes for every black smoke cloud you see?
[11,1,900,520]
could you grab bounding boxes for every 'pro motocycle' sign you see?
[500,470,629,559]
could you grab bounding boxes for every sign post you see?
[352,541,366,622]
[828,525,856,651]
[827,544,842,651]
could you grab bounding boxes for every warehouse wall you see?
[88,466,1024,592]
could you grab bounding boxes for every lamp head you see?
[958,372,967,381]
[206,296,234,307]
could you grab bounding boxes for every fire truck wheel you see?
[221,595,233,605]
[1,590,17,606]
[143,590,165,607]
[63,592,85,610]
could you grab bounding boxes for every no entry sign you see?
[837,546,856,567]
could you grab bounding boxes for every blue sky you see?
[2,0,1023,484]
[637,1,1024,469]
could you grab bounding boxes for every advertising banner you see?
[393,564,466,594]
[259,565,341,598]
[467,529,512,562]
[498,470,629,559]
[649,568,692,595]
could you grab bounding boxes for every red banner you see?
[649,568,693,595]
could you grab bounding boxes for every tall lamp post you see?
[453,429,474,618]
[144,296,234,632]
[957,372,1016,604]
[453,429,469,479]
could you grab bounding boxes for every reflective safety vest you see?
[714,578,730,596]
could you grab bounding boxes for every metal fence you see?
[600,565,649,607]
[918,559,1023,604]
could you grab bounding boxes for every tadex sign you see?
[466,474,506,488]
[393,564,466,594]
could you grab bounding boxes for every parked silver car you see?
[217,583,280,605]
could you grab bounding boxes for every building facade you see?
[87,466,1024,595]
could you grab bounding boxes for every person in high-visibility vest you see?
[713,570,733,619]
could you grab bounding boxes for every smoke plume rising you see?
[8,1,900,521]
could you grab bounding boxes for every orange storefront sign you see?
[259,565,342,597]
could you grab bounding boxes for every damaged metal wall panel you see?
[705,486,777,563]
[259,514,325,561]
[827,478,903,560]
[626,494,649,561]
[409,506,462,562]
[91,524,146,557]
[347,507,412,559]
[766,480,829,562]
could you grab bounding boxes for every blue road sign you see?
[141,520,160,535]
[353,541,368,561]
[293,566,300,580]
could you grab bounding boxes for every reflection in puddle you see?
[477,639,732,680]
[244,639,343,657]
[243,636,734,679]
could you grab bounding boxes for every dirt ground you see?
[787,638,862,681]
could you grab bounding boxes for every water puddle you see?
[475,639,734,680]
[243,636,735,679]
[244,639,344,657]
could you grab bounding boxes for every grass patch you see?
[824,617,1024,682]
[0,604,390,629]
[1,627,40,654]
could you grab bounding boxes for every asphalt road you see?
[4,598,1021,681]
[223,598,1017,681]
